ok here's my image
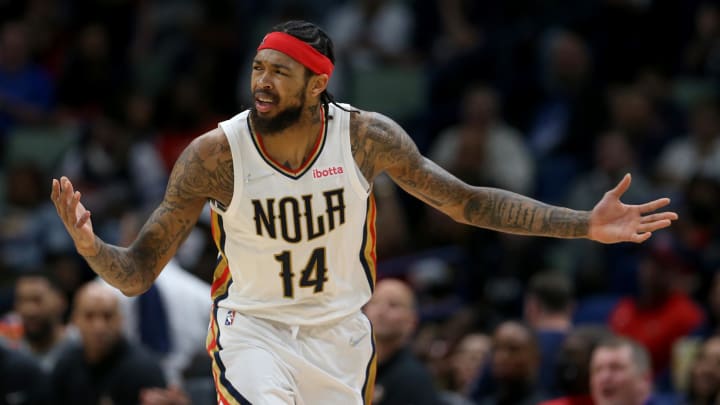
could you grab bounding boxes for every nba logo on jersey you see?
[225,310,236,326]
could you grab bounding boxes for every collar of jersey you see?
[247,107,327,179]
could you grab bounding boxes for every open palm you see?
[589,174,678,244]
[50,177,97,256]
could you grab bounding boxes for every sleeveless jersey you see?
[209,103,376,326]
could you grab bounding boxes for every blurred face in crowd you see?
[461,87,498,128]
[690,102,720,143]
[689,337,720,400]
[590,345,651,405]
[364,279,417,344]
[14,275,66,345]
[555,330,597,395]
[594,131,634,176]
[450,333,491,390]
[72,283,123,363]
[0,22,29,71]
[491,321,538,383]
[250,49,313,135]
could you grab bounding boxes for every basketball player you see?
[51,20,678,405]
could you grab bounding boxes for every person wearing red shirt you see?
[609,242,703,377]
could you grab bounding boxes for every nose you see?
[256,71,272,89]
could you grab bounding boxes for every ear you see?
[309,73,329,97]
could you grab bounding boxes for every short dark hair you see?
[527,271,573,313]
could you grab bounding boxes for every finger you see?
[637,219,673,233]
[609,173,632,198]
[61,177,75,203]
[641,212,679,223]
[50,179,59,201]
[631,232,652,243]
[69,190,81,215]
[76,210,91,228]
[638,198,672,213]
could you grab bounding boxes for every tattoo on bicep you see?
[353,113,424,180]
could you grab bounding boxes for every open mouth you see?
[254,92,277,113]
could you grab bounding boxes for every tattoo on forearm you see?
[464,189,589,238]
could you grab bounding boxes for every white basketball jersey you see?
[209,103,376,326]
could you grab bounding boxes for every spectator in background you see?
[694,271,720,338]
[372,173,412,260]
[683,2,720,79]
[609,239,704,381]
[0,20,54,140]
[473,320,545,405]
[557,130,656,295]
[364,278,441,405]
[109,210,212,401]
[0,161,71,271]
[58,104,167,234]
[428,83,534,195]
[655,98,720,190]
[675,175,720,280]
[324,0,414,70]
[13,269,74,371]
[0,337,52,405]
[524,29,605,202]
[682,336,720,405]
[590,336,654,405]
[154,75,220,174]
[322,0,415,100]
[524,271,575,396]
[606,84,672,173]
[540,325,612,405]
[422,83,534,254]
[51,282,169,405]
[55,22,123,119]
[566,130,655,211]
[445,332,491,401]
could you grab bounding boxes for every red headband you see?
[257,31,334,77]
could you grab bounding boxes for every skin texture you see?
[590,345,651,405]
[72,282,124,363]
[50,47,678,297]
[363,279,417,363]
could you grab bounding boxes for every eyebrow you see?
[253,59,292,71]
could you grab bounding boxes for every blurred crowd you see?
[1,0,720,404]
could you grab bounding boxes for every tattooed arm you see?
[51,128,233,296]
[351,112,677,243]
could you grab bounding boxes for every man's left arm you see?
[354,112,677,243]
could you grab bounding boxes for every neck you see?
[533,314,572,331]
[375,339,405,365]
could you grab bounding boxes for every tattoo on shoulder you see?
[168,133,234,207]
[350,112,418,181]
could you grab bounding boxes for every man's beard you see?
[250,94,305,135]
[24,320,53,345]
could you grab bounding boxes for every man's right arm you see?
[51,128,233,296]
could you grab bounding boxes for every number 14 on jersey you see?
[275,247,328,298]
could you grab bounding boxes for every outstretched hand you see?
[50,176,98,256]
[589,173,678,244]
